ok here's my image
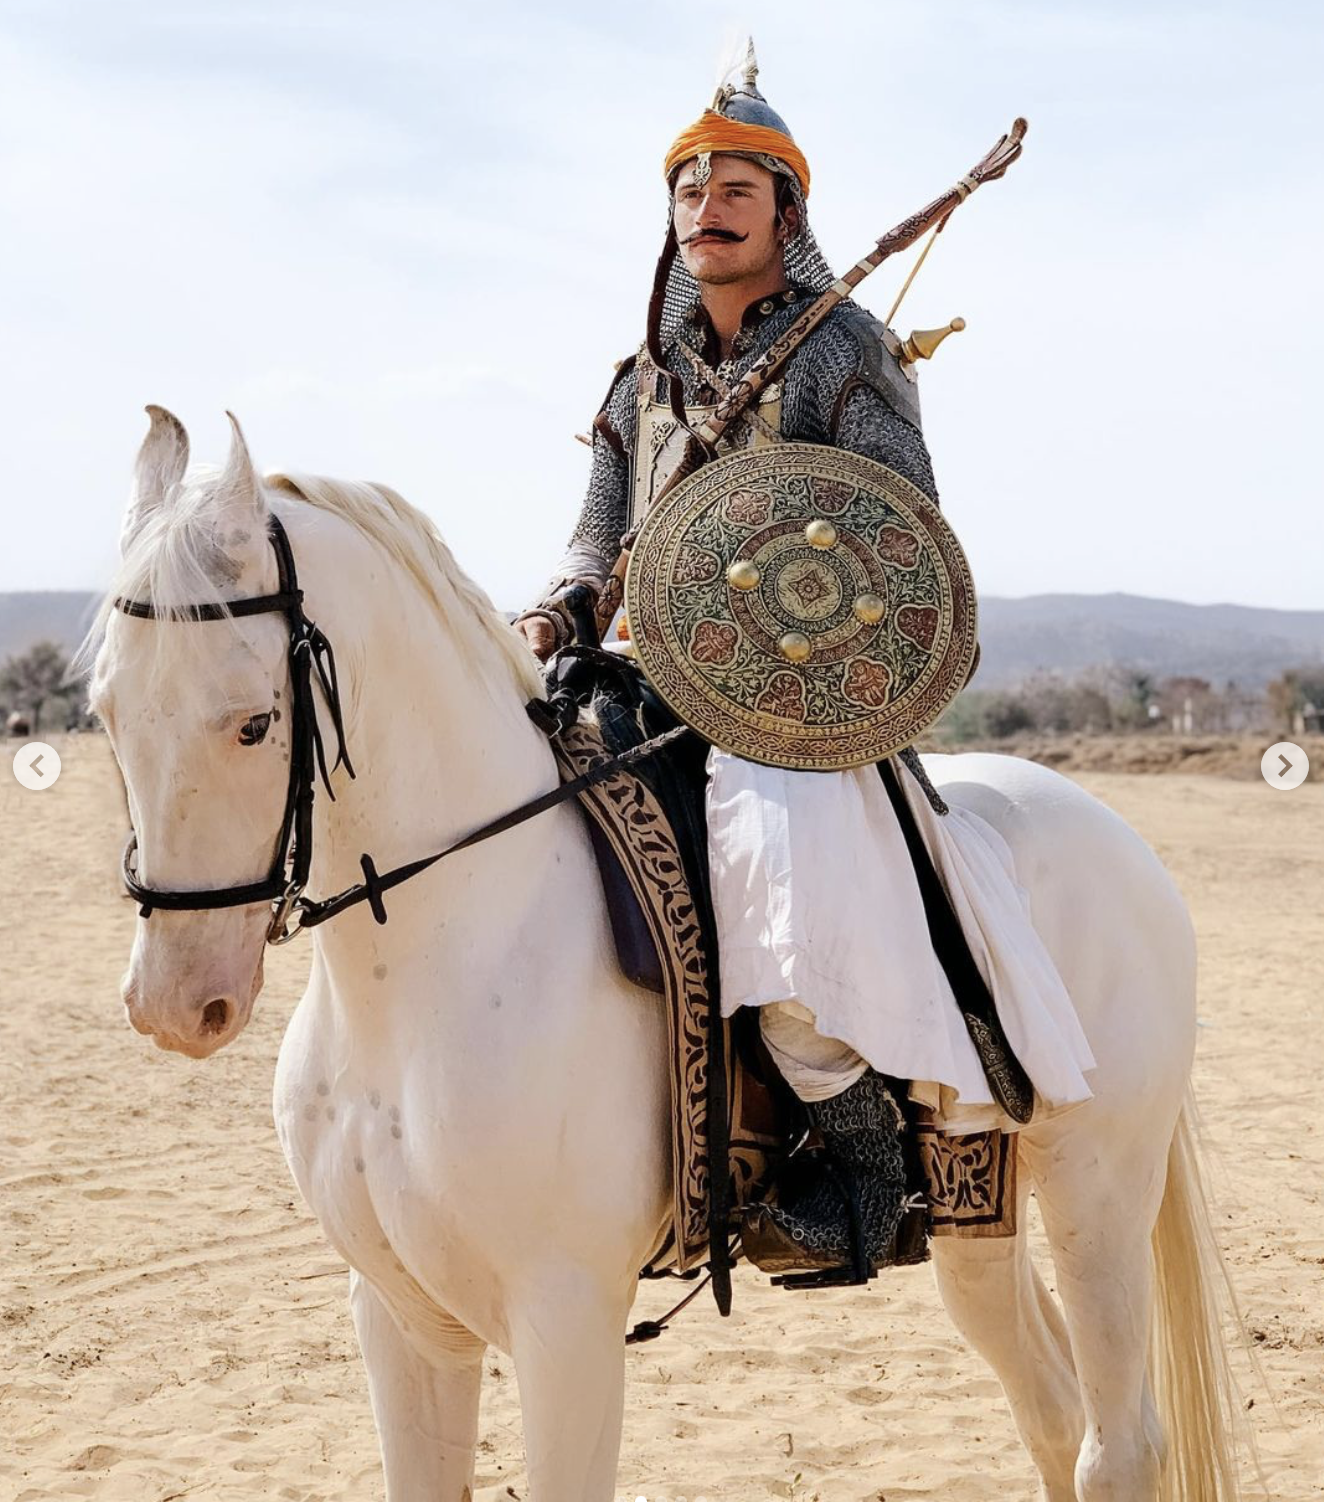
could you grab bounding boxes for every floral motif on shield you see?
[786,564,833,609]
[896,604,939,651]
[725,489,773,526]
[755,672,807,722]
[879,526,921,568]
[690,619,739,665]
[842,657,892,708]
[674,545,720,587]
[810,478,854,514]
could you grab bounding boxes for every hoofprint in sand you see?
[3,738,1320,1499]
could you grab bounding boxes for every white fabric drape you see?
[705,749,1096,1132]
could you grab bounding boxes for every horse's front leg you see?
[349,1271,486,1502]
[509,1262,633,1502]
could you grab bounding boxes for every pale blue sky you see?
[1,1,1320,608]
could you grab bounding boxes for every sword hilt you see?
[563,584,601,649]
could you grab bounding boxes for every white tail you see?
[1151,1099,1247,1502]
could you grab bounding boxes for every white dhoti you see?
[705,748,1096,1133]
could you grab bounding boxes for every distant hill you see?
[0,593,99,663]
[2,588,1320,692]
[972,593,1324,691]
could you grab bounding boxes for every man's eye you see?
[238,712,272,747]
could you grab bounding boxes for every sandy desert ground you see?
[2,733,1321,1501]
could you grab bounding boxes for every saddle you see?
[542,647,1019,1303]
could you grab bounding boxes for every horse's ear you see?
[216,411,268,526]
[123,405,189,553]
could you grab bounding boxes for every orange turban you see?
[663,110,811,199]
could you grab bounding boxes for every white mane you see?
[268,471,543,702]
[80,468,543,706]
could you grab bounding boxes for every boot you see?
[741,1070,926,1278]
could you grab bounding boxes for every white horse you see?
[86,408,1243,1502]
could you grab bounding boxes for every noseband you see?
[114,514,354,943]
[115,514,689,945]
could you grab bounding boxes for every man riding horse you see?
[516,48,1095,1275]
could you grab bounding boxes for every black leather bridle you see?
[115,514,355,943]
[114,515,688,944]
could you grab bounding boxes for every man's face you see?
[672,154,791,287]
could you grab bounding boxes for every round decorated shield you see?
[625,443,977,770]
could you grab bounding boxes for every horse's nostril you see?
[200,999,230,1034]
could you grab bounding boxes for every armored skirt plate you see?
[625,443,978,771]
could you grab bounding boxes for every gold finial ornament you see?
[778,631,812,663]
[727,559,761,591]
[853,593,887,625]
[804,519,838,549]
[900,317,967,365]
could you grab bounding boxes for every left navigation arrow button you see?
[12,741,62,791]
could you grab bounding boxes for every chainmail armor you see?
[544,299,950,815]
[556,296,938,583]
[742,1069,914,1271]
[558,368,641,581]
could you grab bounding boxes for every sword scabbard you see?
[593,532,636,639]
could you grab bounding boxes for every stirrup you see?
[741,1160,874,1285]
[741,1176,930,1287]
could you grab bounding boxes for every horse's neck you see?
[287,503,562,996]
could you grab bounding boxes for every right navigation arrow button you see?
[1261,742,1310,791]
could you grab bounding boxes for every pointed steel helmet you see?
[712,40,797,139]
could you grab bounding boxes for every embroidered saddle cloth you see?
[551,714,1017,1273]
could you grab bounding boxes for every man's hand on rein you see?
[515,614,560,662]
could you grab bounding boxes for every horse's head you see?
[89,408,294,1057]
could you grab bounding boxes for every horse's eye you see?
[238,712,273,747]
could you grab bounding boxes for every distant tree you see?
[1155,675,1216,733]
[0,640,74,735]
[1267,666,1324,734]
[1064,682,1115,734]
[983,691,1035,739]
[1091,668,1158,731]
[932,690,990,744]
[930,662,1284,745]
[1018,672,1073,734]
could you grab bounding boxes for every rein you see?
[118,515,726,1344]
[114,515,688,943]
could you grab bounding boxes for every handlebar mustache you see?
[682,229,749,245]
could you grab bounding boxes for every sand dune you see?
[2,735,1320,1500]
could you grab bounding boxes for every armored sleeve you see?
[802,305,939,505]
[834,385,938,504]
[532,359,637,607]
